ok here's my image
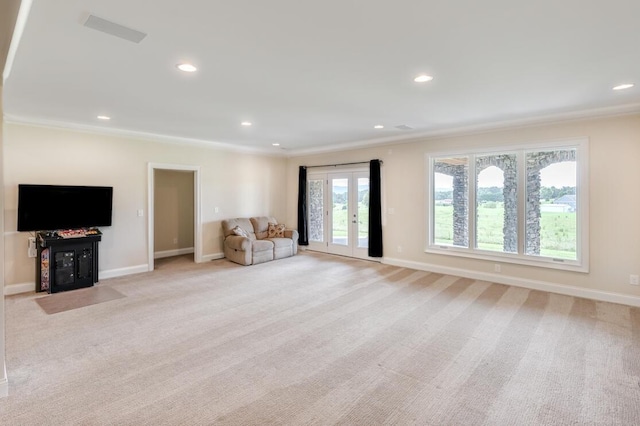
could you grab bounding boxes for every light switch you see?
[137,209,144,217]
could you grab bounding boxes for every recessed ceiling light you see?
[374,125,384,129]
[241,121,252,126]
[176,63,197,73]
[272,143,280,146]
[97,115,111,120]
[414,74,434,83]
[613,83,634,91]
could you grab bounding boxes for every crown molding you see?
[3,114,287,157]
[5,102,640,159]
[285,103,640,157]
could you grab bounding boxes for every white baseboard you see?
[201,252,224,262]
[4,282,35,296]
[4,264,149,295]
[383,257,640,308]
[3,256,228,295]
[100,264,149,280]
[154,247,195,259]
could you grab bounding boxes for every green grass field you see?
[332,203,369,238]
[331,202,576,260]
[434,204,577,259]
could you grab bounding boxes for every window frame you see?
[426,138,589,273]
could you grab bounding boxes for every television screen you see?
[17,184,113,232]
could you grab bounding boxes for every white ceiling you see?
[4,0,640,154]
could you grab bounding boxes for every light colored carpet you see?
[35,285,125,314]
[1,251,639,425]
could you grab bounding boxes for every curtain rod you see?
[304,160,383,169]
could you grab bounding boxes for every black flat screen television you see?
[17,184,113,232]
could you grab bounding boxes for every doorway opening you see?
[147,163,202,271]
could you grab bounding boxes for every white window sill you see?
[425,245,589,273]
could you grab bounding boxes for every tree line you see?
[333,190,370,206]
[434,186,576,202]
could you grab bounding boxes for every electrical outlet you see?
[173,238,178,245]
[494,264,501,273]
[630,275,639,286]
[214,207,219,213]
[397,246,403,253]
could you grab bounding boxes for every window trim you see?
[426,138,589,273]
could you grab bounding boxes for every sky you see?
[435,162,577,188]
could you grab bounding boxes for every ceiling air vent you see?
[394,124,414,131]
[83,14,147,44]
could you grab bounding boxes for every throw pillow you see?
[267,222,286,238]
[232,226,249,238]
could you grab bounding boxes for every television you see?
[17,184,113,232]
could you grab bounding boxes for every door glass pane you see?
[357,177,369,248]
[332,178,348,245]
[308,179,324,242]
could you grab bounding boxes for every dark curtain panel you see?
[369,159,383,257]
[297,166,309,245]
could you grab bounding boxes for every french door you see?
[307,170,370,259]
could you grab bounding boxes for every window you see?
[433,157,468,247]
[427,140,588,272]
[526,149,578,260]
[476,153,518,254]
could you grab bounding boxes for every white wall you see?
[286,113,640,303]
[0,86,8,396]
[3,123,287,287]
[5,113,640,305]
